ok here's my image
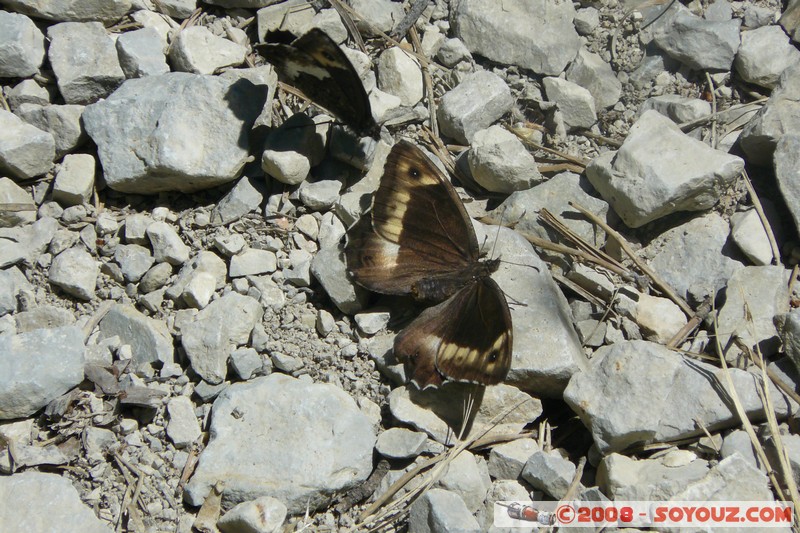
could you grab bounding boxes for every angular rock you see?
[116,26,170,78]
[229,249,277,278]
[488,438,539,480]
[165,250,227,302]
[730,208,774,265]
[15,103,86,159]
[521,450,576,499]
[564,340,797,454]
[0,472,112,533]
[437,71,513,144]
[53,153,95,206]
[218,496,287,533]
[146,221,190,265]
[408,489,481,533]
[586,110,744,228]
[0,326,85,419]
[0,177,36,227]
[670,453,774,501]
[209,176,266,226]
[181,293,263,384]
[653,11,741,71]
[114,244,155,283]
[0,216,58,268]
[166,395,201,448]
[98,303,174,368]
[543,77,597,130]
[467,125,541,193]
[437,451,491,513]
[565,48,622,109]
[598,451,710,500]
[0,0,133,22]
[639,94,711,124]
[740,62,800,165]
[376,428,427,460]
[48,247,99,300]
[377,46,423,106]
[734,25,800,89]
[184,374,376,513]
[454,0,580,76]
[716,265,790,362]
[494,171,610,246]
[311,246,367,314]
[389,383,541,444]
[644,212,745,303]
[47,22,125,104]
[169,26,247,75]
[0,109,55,180]
[83,73,266,193]
[6,79,50,108]
[0,10,46,78]
[775,134,800,234]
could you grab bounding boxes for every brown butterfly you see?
[259,28,378,137]
[345,140,513,388]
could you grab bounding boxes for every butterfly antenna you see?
[489,206,506,259]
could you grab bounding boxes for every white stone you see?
[53,154,95,207]
[169,26,246,75]
[377,47,423,106]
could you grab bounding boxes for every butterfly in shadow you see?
[259,28,378,137]
[345,140,513,389]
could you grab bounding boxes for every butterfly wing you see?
[394,277,513,388]
[346,140,481,296]
[261,28,376,135]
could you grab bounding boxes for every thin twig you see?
[507,126,591,167]
[570,201,694,318]
[704,72,718,148]
[409,26,438,137]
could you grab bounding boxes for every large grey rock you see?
[669,453,774,502]
[494,171,610,247]
[566,47,622,110]
[775,134,800,235]
[377,46,423,107]
[184,374,376,514]
[181,293,263,384]
[0,326,85,419]
[15,103,86,158]
[48,247,99,300]
[83,73,266,193]
[5,79,50,108]
[311,246,367,315]
[740,63,800,166]
[521,450,576,499]
[487,438,539,480]
[437,70,513,144]
[209,176,266,225]
[644,212,745,304]
[0,109,55,180]
[564,340,797,454]
[0,0,133,22]
[587,111,744,228]
[0,10,46,78]
[52,153,95,206]
[0,472,112,533]
[454,0,580,76]
[169,26,247,75]
[716,265,790,362]
[437,451,491,513]
[47,22,125,104]
[0,216,58,268]
[98,303,174,369]
[653,10,741,71]
[734,25,800,89]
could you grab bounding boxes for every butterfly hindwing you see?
[260,28,376,135]
[345,141,480,296]
[394,277,513,388]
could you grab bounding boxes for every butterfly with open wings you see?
[260,28,378,137]
[345,140,513,389]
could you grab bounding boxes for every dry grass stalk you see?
[570,201,694,318]
[327,0,366,53]
[409,26,438,137]
[507,126,591,168]
[740,169,782,266]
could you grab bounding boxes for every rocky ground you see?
[1,0,800,532]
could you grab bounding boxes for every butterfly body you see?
[345,141,513,389]
[260,28,378,136]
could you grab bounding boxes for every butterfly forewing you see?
[261,28,376,135]
[346,141,480,296]
[394,277,513,388]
